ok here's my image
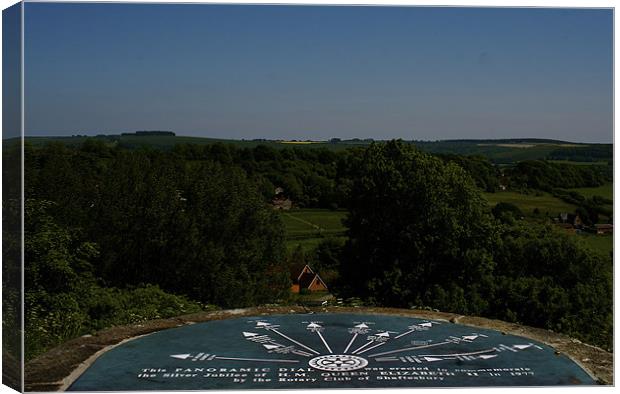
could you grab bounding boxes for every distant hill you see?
[439,138,587,144]
[11,134,612,164]
[121,131,176,137]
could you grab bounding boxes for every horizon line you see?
[8,133,614,145]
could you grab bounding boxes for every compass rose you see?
[308,354,369,372]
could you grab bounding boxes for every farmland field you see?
[279,209,347,251]
[548,160,609,166]
[569,183,613,200]
[483,191,578,219]
[280,205,613,258]
[577,233,613,257]
[483,189,613,256]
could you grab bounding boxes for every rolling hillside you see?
[17,134,612,164]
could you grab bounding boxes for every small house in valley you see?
[555,213,583,231]
[558,213,583,228]
[594,224,613,235]
[272,187,292,210]
[290,264,328,293]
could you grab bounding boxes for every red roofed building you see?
[290,264,328,293]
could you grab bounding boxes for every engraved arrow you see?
[417,348,498,358]
[394,321,439,339]
[256,322,320,355]
[307,323,332,354]
[356,332,390,355]
[262,343,312,357]
[170,353,299,363]
[352,331,390,354]
[423,356,452,362]
[171,354,192,360]
[215,356,299,363]
[242,332,259,337]
[343,323,369,353]
[368,333,482,358]
[244,331,311,357]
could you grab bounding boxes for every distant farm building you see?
[290,264,328,293]
[272,187,292,210]
[594,224,613,235]
[557,213,583,228]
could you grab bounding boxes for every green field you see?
[483,191,578,219]
[577,233,613,257]
[548,160,609,166]
[484,189,613,256]
[280,209,347,251]
[283,187,613,254]
[569,183,613,200]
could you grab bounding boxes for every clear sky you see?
[24,3,613,142]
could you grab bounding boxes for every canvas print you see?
[2,2,614,392]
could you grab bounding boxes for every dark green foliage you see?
[310,238,345,286]
[22,143,293,359]
[23,137,532,212]
[492,223,612,348]
[3,140,23,365]
[547,145,613,162]
[23,200,205,360]
[492,202,524,223]
[2,199,21,359]
[25,145,290,307]
[506,160,611,191]
[25,284,204,361]
[437,154,500,192]
[341,140,497,307]
[108,141,613,214]
[171,143,345,209]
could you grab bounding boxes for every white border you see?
[0,2,616,394]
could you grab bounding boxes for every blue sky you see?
[3,2,21,139]
[24,4,613,142]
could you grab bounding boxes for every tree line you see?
[171,141,611,208]
[505,160,611,191]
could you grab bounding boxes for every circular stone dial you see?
[67,313,596,390]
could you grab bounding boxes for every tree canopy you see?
[341,140,497,307]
